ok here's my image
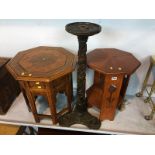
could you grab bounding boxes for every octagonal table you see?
[7,46,76,124]
[87,48,141,121]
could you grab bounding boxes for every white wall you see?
[0,19,155,96]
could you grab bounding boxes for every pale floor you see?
[0,93,155,134]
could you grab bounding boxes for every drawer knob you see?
[37,86,42,89]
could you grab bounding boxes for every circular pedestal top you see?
[65,22,101,36]
[7,46,76,82]
[87,48,141,75]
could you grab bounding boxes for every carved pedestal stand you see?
[59,22,101,129]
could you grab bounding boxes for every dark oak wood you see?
[0,57,20,114]
[7,47,76,124]
[87,48,141,121]
[59,22,101,129]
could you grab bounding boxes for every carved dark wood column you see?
[59,22,101,129]
[76,36,88,112]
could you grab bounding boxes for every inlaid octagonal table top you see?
[7,46,76,82]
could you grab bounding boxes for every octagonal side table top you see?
[7,46,77,82]
[87,48,141,75]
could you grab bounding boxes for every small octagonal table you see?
[7,46,76,124]
[87,48,141,121]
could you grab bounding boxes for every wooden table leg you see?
[94,71,103,85]
[19,82,31,112]
[24,82,40,123]
[118,75,130,110]
[46,84,57,124]
[100,74,124,121]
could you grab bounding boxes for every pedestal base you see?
[58,110,101,130]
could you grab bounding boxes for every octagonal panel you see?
[87,48,141,75]
[7,46,76,82]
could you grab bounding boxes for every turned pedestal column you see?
[59,22,101,129]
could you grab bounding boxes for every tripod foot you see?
[58,111,101,130]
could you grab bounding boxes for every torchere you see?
[59,22,101,129]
